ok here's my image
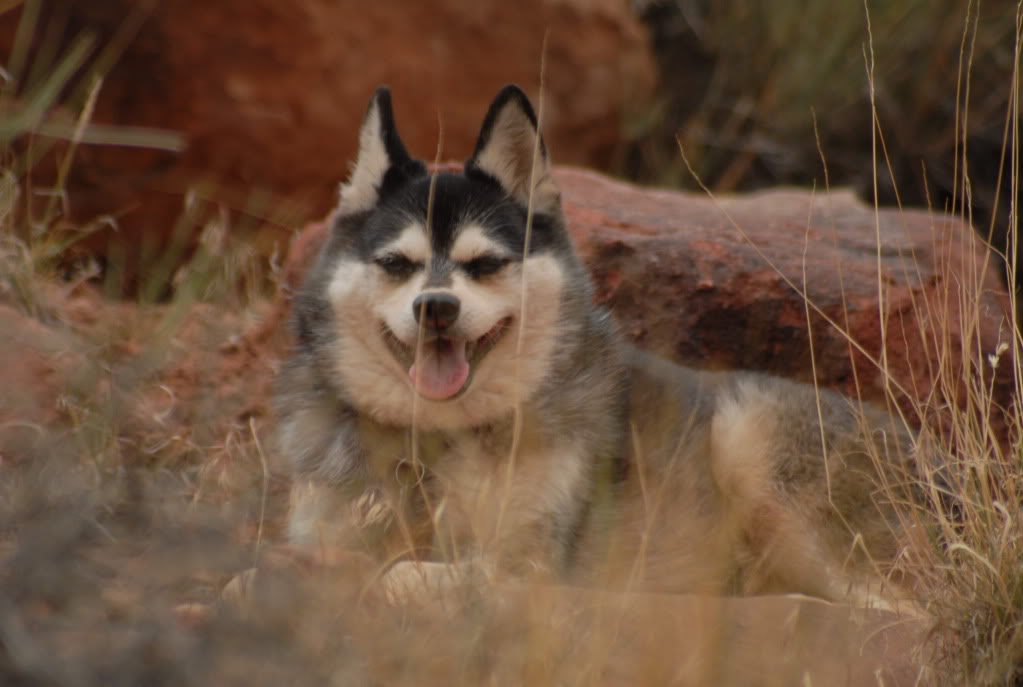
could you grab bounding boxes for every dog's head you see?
[311,85,588,428]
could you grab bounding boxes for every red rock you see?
[556,169,1012,420]
[0,287,279,477]
[0,305,75,433]
[1,0,653,273]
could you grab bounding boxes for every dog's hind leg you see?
[708,380,892,606]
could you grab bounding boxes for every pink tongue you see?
[408,339,470,400]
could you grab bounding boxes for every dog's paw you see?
[174,601,215,628]
[380,560,470,605]
[221,567,261,610]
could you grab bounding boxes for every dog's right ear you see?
[338,87,425,215]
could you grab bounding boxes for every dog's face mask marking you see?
[322,86,570,425]
[366,220,516,401]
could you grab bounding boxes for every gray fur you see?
[275,85,917,604]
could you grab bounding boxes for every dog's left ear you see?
[466,85,560,214]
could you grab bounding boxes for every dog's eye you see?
[375,254,421,279]
[463,255,509,279]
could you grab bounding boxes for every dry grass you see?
[673,3,1023,682]
[629,0,1018,296]
[1,2,1022,686]
[873,4,1022,683]
[894,5,1023,681]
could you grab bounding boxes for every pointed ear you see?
[465,84,560,213]
[338,87,425,215]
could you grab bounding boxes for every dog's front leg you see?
[275,371,398,556]
[425,437,595,586]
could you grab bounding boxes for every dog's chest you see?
[355,416,575,561]
[358,420,512,510]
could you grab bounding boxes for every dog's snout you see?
[412,292,461,331]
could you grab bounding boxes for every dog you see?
[275,84,917,605]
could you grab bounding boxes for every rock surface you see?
[1,0,653,267]
[276,167,1013,423]
[0,285,279,477]
[557,169,1013,409]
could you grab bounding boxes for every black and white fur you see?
[278,86,626,576]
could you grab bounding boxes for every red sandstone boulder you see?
[556,169,1012,409]
[278,167,1012,419]
[1,0,653,267]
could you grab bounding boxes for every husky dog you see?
[276,85,915,603]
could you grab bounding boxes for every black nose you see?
[412,292,461,331]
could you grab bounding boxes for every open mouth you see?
[383,316,513,401]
